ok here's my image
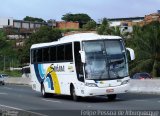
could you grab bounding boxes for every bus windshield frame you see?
[82,39,129,80]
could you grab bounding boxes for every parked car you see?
[0,74,9,78]
[131,72,152,80]
[0,74,8,85]
[0,75,5,85]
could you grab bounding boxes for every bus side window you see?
[74,42,84,82]
[43,47,50,62]
[37,49,42,63]
[31,50,36,63]
[57,45,65,61]
[65,43,73,61]
[50,46,57,62]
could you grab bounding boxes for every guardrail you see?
[4,77,31,86]
[4,77,160,94]
[129,79,160,94]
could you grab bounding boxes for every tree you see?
[61,13,92,28]
[97,18,113,35]
[47,19,56,27]
[23,16,46,23]
[127,21,160,77]
[0,30,19,70]
[0,30,7,48]
[110,26,121,36]
[21,26,62,63]
[97,18,122,36]
[83,20,97,31]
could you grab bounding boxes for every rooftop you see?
[108,17,144,21]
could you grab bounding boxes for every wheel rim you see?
[72,87,78,100]
[42,86,45,96]
[73,88,76,99]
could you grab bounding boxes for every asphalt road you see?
[0,84,160,116]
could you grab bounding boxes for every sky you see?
[0,0,160,22]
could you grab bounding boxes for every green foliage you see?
[23,16,46,23]
[21,26,62,63]
[127,21,160,77]
[61,13,92,28]
[0,30,8,50]
[97,18,121,36]
[0,70,21,77]
[83,20,97,31]
[28,26,62,43]
[0,30,20,71]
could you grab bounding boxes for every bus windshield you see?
[83,39,128,80]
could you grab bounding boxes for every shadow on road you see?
[35,92,125,103]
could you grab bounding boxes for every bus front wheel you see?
[71,86,79,101]
[107,94,117,101]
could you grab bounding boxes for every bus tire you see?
[71,86,79,101]
[107,94,117,101]
[41,84,48,98]
[2,82,5,85]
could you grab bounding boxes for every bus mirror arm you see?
[126,48,135,61]
[79,50,86,63]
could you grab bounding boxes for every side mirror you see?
[79,50,86,63]
[126,48,135,61]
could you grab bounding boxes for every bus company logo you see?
[52,65,65,72]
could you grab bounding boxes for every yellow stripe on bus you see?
[47,65,61,94]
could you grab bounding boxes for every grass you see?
[0,70,22,77]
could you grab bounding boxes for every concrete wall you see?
[129,79,160,94]
[4,77,31,86]
[56,21,79,29]
[0,17,13,28]
[110,21,121,27]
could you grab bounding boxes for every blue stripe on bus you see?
[44,77,51,89]
[38,64,45,80]
[34,64,54,90]
[34,64,44,83]
[46,73,54,90]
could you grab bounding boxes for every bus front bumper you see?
[82,84,129,97]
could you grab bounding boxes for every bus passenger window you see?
[50,46,57,62]
[43,47,50,62]
[37,49,42,62]
[57,45,65,61]
[65,43,73,61]
[31,50,37,63]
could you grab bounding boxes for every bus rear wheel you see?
[41,84,49,98]
[107,94,117,101]
[71,86,79,101]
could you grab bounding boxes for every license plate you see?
[106,89,114,93]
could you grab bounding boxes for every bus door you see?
[74,42,85,92]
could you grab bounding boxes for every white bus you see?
[30,33,135,101]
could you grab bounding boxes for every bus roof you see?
[31,33,122,49]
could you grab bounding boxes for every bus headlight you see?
[85,83,97,87]
[121,80,129,85]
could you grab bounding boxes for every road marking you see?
[3,87,13,90]
[42,99,61,103]
[0,92,8,95]
[0,104,47,116]
[133,99,147,102]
